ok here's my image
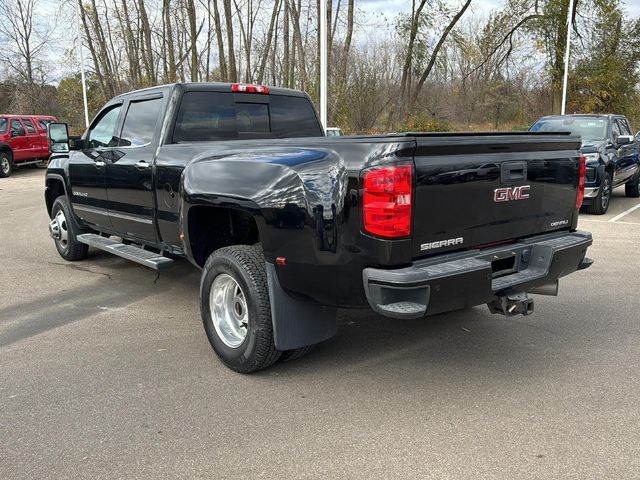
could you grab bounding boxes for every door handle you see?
[135,160,150,170]
[94,160,106,167]
[501,161,527,183]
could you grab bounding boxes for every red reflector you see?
[362,165,412,238]
[232,83,269,94]
[276,257,287,265]
[576,154,586,209]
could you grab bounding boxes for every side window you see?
[87,105,122,149]
[119,97,163,147]
[38,119,52,130]
[617,119,632,136]
[22,118,36,134]
[0,118,7,133]
[611,120,620,140]
[10,119,24,136]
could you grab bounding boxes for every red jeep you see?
[0,114,57,178]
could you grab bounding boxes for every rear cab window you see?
[172,91,322,143]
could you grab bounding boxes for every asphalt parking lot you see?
[1,168,639,479]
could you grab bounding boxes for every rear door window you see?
[10,119,24,136]
[172,92,322,143]
[0,118,6,133]
[119,97,163,147]
[22,118,36,134]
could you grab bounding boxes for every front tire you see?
[0,151,12,178]
[50,197,89,261]
[587,171,612,215]
[625,170,640,198]
[200,245,281,373]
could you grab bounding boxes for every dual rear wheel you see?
[200,245,315,373]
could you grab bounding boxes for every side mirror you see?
[11,126,25,137]
[69,135,84,150]
[616,134,634,146]
[47,123,70,153]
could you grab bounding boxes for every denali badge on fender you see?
[420,237,464,251]
[494,185,530,202]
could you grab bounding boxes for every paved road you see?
[1,168,639,479]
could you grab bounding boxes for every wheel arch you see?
[45,174,69,218]
[0,143,12,157]
[186,204,263,268]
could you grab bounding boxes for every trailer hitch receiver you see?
[487,292,534,317]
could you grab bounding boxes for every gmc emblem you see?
[494,185,530,202]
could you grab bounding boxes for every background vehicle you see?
[530,114,640,214]
[44,83,592,373]
[326,127,343,137]
[0,114,57,178]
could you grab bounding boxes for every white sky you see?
[360,0,640,19]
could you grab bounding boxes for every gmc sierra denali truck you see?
[44,83,593,373]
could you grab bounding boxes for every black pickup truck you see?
[45,83,593,373]
[531,114,640,214]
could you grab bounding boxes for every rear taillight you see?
[232,83,269,94]
[362,165,413,238]
[576,154,586,209]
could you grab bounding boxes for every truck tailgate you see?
[411,134,581,259]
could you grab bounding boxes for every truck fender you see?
[44,173,70,217]
[181,147,348,262]
[182,147,345,349]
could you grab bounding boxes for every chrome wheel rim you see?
[1,156,9,174]
[209,274,248,348]
[601,177,611,210]
[53,209,69,249]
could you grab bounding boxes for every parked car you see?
[44,83,592,373]
[530,114,640,214]
[0,114,58,178]
[326,127,343,137]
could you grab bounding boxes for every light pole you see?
[319,0,327,130]
[560,0,575,115]
[76,1,90,128]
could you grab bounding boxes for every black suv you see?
[530,114,640,214]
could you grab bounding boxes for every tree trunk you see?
[185,0,199,81]
[212,0,227,80]
[223,0,237,82]
[410,0,472,108]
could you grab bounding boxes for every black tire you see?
[0,150,12,178]
[200,245,281,373]
[279,344,316,363]
[587,171,612,215]
[625,170,640,198]
[50,196,89,261]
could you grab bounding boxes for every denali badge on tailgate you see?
[494,185,530,202]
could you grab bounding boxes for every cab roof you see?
[112,82,309,100]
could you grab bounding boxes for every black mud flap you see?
[266,263,337,350]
